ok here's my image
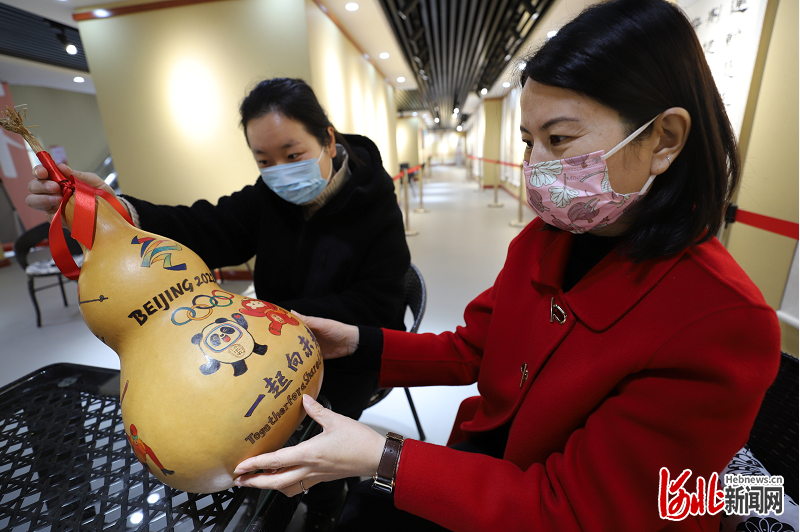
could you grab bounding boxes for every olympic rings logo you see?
[171,290,235,326]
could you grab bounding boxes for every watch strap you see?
[372,432,404,493]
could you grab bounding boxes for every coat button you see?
[550,297,567,324]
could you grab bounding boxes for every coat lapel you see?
[562,246,687,331]
[529,228,573,290]
[527,225,688,331]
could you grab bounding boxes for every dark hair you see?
[239,78,361,166]
[520,0,740,261]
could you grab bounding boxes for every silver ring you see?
[300,480,309,495]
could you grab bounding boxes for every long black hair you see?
[520,0,739,261]
[240,78,361,166]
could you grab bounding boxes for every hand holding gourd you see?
[291,312,360,361]
[27,164,115,219]
[234,394,385,497]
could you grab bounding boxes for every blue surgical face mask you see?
[260,146,331,204]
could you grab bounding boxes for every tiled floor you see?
[0,165,537,529]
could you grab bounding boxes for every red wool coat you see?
[379,218,780,532]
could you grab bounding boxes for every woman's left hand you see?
[234,394,386,496]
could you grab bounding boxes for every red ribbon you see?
[37,151,134,281]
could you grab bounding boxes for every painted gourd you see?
[67,195,323,493]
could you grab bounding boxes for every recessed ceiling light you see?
[65,44,77,55]
[453,108,459,114]
[457,125,462,131]
[379,53,390,59]
[73,76,85,83]
[93,9,111,18]
[502,82,511,88]
[480,88,488,95]
[396,77,405,83]
[345,3,359,11]
[412,112,417,116]
[434,117,439,123]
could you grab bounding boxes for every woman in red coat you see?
[234,0,781,530]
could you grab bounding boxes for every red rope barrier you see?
[734,208,799,240]
[392,164,422,181]
[467,154,520,168]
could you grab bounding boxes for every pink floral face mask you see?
[524,116,658,233]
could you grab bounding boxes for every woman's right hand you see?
[292,312,360,360]
[26,164,114,219]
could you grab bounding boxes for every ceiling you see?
[378,0,556,129]
[0,3,87,72]
[0,0,418,99]
[0,0,97,94]
[0,0,555,129]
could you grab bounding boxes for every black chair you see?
[366,263,427,441]
[14,222,83,327]
[746,351,798,501]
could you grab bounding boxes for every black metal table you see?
[0,363,317,532]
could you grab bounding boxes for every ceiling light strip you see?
[72,0,236,21]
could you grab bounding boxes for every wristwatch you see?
[372,432,405,494]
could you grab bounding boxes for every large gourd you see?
[79,199,323,493]
[2,107,323,493]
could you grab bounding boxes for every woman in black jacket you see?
[28,77,411,531]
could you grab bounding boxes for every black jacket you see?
[124,134,410,334]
